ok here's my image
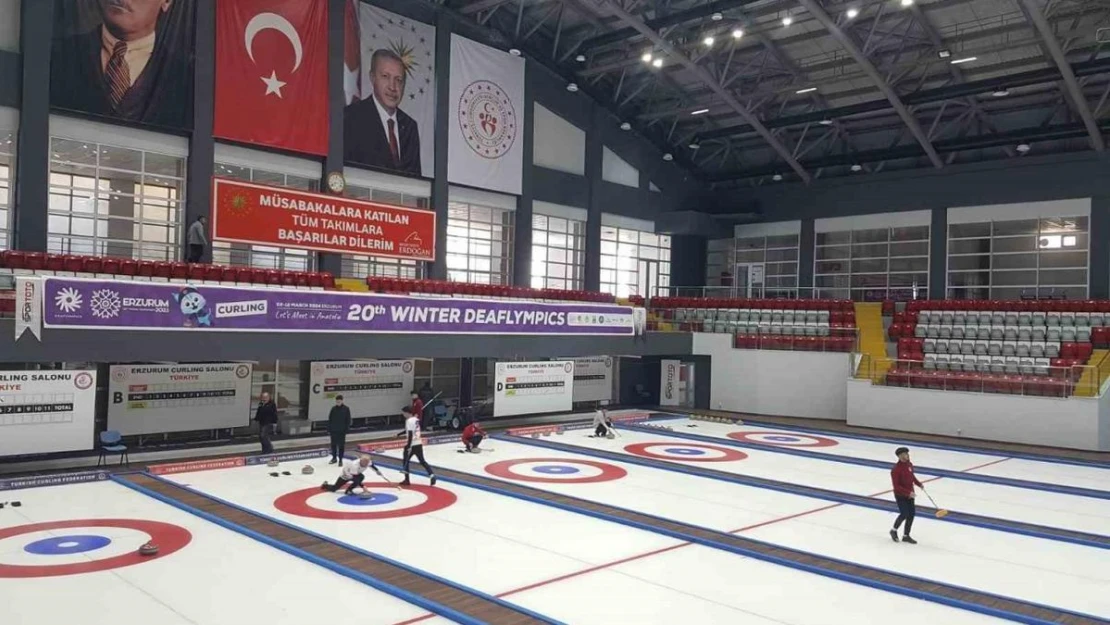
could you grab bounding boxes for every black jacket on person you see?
[254,401,278,426]
[328,405,352,434]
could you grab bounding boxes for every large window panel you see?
[947,214,1088,299]
[814,223,929,301]
[341,181,430,280]
[0,124,12,250]
[531,211,586,290]
[599,220,670,298]
[446,201,514,285]
[48,137,185,260]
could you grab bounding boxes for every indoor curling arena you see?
[4,0,1110,622]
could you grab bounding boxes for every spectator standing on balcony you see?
[254,392,278,454]
[186,216,208,263]
[327,394,351,464]
[890,446,923,544]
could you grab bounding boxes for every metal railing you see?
[859,357,1105,398]
[655,285,925,302]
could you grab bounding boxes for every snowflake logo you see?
[90,289,122,319]
[54,287,83,313]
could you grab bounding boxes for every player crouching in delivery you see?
[592,407,614,438]
[321,454,383,495]
[462,421,486,453]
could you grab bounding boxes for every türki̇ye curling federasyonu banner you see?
[27,277,641,337]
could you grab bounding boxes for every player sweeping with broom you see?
[890,446,924,544]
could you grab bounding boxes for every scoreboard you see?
[109,363,254,435]
[309,360,415,421]
[494,361,574,417]
[567,356,614,403]
[0,370,97,456]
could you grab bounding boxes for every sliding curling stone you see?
[138,542,160,557]
[358,491,375,500]
[543,431,552,437]
[606,433,615,439]
[266,459,280,468]
[301,465,315,475]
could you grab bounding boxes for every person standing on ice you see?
[592,407,613,438]
[396,406,437,487]
[890,446,924,544]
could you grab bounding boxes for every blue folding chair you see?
[97,430,129,467]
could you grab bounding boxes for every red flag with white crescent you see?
[343,0,361,105]
[214,0,329,155]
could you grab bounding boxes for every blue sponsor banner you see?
[245,448,330,466]
[0,470,110,491]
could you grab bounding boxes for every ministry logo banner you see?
[343,1,436,178]
[448,34,525,196]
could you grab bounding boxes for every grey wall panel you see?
[0,321,692,362]
[0,50,18,108]
[533,167,589,209]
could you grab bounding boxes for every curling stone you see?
[266,459,279,468]
[138,542,159,556]
[543,431,551,437]
[606,433,615,439]
[556,430,564,435]
[301,465,315,475]
[358,491,375,500]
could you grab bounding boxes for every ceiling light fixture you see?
[851,164,863,172]
[992,87,1010,97]
[509,48,522,56]
[782,15,794,26]
[703,35,715,46]
[732,28,744,39]
[846,7,859,18]
[796,87,817,94]
[642,52,653,63]
[711,12,723,21]
[691,108,710,116]
[937,49,951,58]
[772,173,783,181]
[566,82,578,92]
[620,122,631,131]
[900,0,914,6]
[819,119,834,125]
[950,56,977,64]
[689,141,701,150]
[576,54,586,62]
[652,57,664,68]
[663,153,674,161]
[1016,143,1031,153]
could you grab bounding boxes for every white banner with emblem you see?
[448,34,525,195]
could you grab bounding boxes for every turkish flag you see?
[343,0,361,105]
[214,0,329,156]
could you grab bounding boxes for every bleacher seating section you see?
[649,297,857,352]
[884,299,1099,396]
[366,277,616,303]
[0,251,336,289]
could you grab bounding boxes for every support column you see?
[669,235,707,289]
[798,219,815,297]
[183,0,215,262]
[317,0,346,277]
[1089,195,1109,299]
[929,207,946,299]
[512,59,535,288]
[12,0,53,252]
[583,106,603,292]
[430,13,451,280]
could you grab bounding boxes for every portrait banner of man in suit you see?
[50,0,195,129]
[343,1,435,177]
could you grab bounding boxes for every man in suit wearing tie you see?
[344,49,422,176]
[50,0,192,127]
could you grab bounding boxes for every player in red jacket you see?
[890,446,924,544]
[462,421,487,453]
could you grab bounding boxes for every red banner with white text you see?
[214,0,329,155]
[211,178,436,261]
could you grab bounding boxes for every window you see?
[0,127,13,250]
[472,358,496,403]
[947,217,1088,300]
[48,138,185,260]
[735,234,799,297]
[251,361,303,419]
[531,213,586,290]
[414,359,461,406]
[342,184,430,280]
[706,238,736,286]
[600,225,671,298]
[814,226,929,301]
[446,202,514,284]
[212,163,316,271]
